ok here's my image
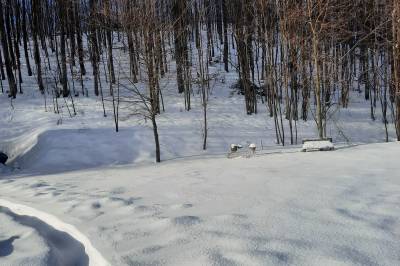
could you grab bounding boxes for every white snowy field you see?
[0,142,400,265]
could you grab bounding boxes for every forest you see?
[0,0,400,162]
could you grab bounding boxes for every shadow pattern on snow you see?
[0,206,89,266]
[0,235,20,257]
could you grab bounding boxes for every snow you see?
[0,46,397,172]
[0,88,396,175]
[1,142,400,265]
[1,71,399,264]
[0,199,109,266]
[0,212,48,265]
[301,140,334,152]
[0,164,12,175]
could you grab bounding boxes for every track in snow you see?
[0,206,88,265]
[0,199,109,266]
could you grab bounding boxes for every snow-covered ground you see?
[1,142,400,265]
[0,199,106,266]
[0,211,49,265]
[1,68,397,175]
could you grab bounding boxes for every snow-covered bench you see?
[301,138,334,152]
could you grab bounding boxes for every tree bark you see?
[0,0,17,98]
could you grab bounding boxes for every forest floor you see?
[1,48,400,265]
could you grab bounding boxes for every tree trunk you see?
[22,0,32,76]
[89,0,99,96]
[151,113,161,163]
[0,0,17,98]
[74,0,86,76]
[222,0,229,72]
[393,2,400,140]
[32,0,44,92]
[312,33,324,139]
[172,0,187,94]
[58,0,69,97]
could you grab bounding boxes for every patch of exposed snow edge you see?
[0,198,110,266]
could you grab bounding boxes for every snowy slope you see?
[1,142,399,265]
[1,75,397,175]
[1,30,398,175]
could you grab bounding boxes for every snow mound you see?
[0,129,44,168]
[301,140,334,152]
[9,128,155,174]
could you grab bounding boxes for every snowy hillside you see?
[1,142,400,265]
[0,72,397,175]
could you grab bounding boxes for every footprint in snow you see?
[30,182,49,188]
[173,216,202,226]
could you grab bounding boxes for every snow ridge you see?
[0,199,109,266]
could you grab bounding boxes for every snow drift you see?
[0,142,399,265]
